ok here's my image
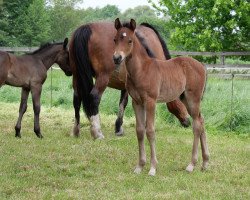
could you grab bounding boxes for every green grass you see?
[0,69,249,199]
[1,69,249,134]
[0,102,249,199]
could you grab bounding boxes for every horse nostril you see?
[113,55,122,64]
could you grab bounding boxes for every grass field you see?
[0,69,249,199]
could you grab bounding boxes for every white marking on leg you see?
[90,114,104,139]
[148,167,156,176]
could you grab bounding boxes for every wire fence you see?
[1,47,250,132]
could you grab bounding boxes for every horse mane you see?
[122,22,155,58]
[27,42,63,55]
[140,22,171,60]
[135,31,155,58]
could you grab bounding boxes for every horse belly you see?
[6,71,29,88]
[157,83,185,103]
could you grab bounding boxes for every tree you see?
[122,6,156,20]
[47,0,84,41]
[80,5,120,23]
[19,0,51,46]
[0,0,33,46]
[0,0,51,46]
[152,0,250,52]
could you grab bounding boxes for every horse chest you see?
[126,78,145,104]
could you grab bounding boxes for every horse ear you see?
[115,18,122,30]
[63,38,68,49]
[130,19,136,31]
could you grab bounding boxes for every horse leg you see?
[72,90,81,137]
[181,93,208,172]
[31,85,43,138]
[15,88,30,138]
[145,98,158,176]
[199,115,209,170]
[132,100,146,174]
[167,99,190,127]
[89,75,109,139]
[115,89,129,136]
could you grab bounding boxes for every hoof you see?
[181,118,191,128]
[115,127,124,136]
[15,134,21,138]
[36,134,43,139]
[134,166,143,174]
[95,133,104,140]
[72,124,80,137]
[201,161,209,171]
[148,168,156,176]
[186,163,195,172]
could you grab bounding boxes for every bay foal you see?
[0,38,71,138]
[113,19,209,175]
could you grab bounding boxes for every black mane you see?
[135,31,155,58]
[28,42,63,55]
[122,22,155,58]
[140,22,171,60]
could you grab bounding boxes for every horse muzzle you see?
[113,54,123,65]
[65,71,72,76]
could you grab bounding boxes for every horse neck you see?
[34,45,61,70]
[125,37,151,78]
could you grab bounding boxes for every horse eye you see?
[114,39,117,43]
[128,39,132,44]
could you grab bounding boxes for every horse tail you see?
[140,23,171,60]
[71,24,95,118]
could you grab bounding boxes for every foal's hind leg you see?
[115,89,128,136]
[182,94,209,172]
[72,90,81,137]
[31,84,43,138]
[15,88,30,138]
[200,115,209,170]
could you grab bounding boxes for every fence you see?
[1,47,250,131]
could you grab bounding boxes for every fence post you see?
[220,54,225,65]
[50,67,53,108]
[230,73,234,131]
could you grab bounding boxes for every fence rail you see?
[0,47,249,130]
[1,47,250,69]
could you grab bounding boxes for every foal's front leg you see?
[132,100,146,174]
[146,98,158,176]
[15,88,30,138]
[31,84,43,138]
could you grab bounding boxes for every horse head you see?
[113,18,136,65]
[55,38,72,76]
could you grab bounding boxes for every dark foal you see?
[113,19,209,175]
[69,22,189,139]
[0,38,72,138]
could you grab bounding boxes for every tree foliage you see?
[153,0,250,51]
[0,0,51,46]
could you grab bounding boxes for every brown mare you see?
[0,38,72,138]
[69,22,190,139]
[113,19,209,175]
